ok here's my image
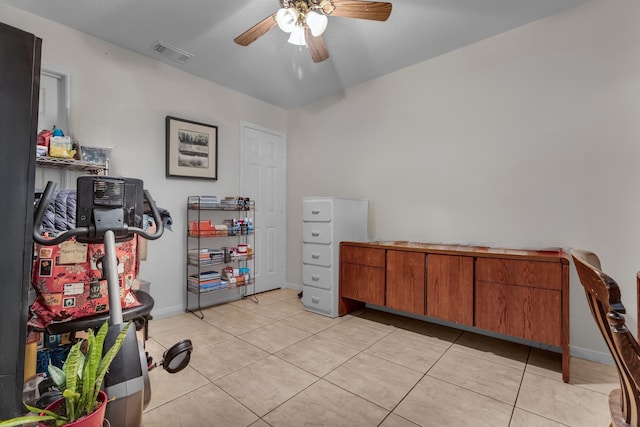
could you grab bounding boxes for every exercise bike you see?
[33,176,193,427]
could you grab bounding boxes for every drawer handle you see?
[311,231,320,237]
[312,296,320,304]
[312,275,320,281]
[312,210,320,214]
[312,253,320,259]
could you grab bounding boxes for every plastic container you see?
[80,146,111,164]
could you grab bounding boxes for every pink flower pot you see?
[39,390,108,427]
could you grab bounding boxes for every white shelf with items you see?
[35,151,109,191]
[186,195,258,318]
[36,156,108,174]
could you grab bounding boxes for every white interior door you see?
[240,123,286,294]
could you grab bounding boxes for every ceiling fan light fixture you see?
[287,24,306,46]
[276,7,299,33]
[306,11,328,37]
[234,0,392,63]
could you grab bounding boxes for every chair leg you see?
[609,389,632,427]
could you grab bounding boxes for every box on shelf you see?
[49,136,76,159]
[188,220,228,237]
[80,145,111,164]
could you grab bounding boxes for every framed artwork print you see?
[166,116,218,180]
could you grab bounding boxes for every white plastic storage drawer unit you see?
[301,197,368,317]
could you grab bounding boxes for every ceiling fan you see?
[234,0,392,63]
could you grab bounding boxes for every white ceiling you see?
[3,0,589,109]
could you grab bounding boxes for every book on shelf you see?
[189,196,220,209]
[188,280,227,292]
[190,270,221,280]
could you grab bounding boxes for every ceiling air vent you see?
[150,41,193,64]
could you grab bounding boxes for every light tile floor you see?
[142,288,617,427]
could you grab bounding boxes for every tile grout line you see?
[507,346,532,426]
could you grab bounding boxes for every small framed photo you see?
[166,116,218,180]
[39,259,52,277]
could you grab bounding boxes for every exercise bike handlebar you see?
[33,181,165,246]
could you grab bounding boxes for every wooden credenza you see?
[339,241,571,382]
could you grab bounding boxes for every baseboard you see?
[284,282,302,292]
[570,345,614,365]
[151,304,185,320]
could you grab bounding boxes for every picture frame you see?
[166,116,218,180]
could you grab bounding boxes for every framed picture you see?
[166,116,218,180]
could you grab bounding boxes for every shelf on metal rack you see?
[36,156,106,174]
[187,281,253,295]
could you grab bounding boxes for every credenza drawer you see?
[340,245,385,268]
[475,258,562,290]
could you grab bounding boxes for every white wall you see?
[1,4,287,318]
[287,0,640,362]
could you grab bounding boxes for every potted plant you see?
[0,321,131,427]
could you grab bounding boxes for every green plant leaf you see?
[0,402,68,426]
[94,322,131,404]
[81,328,96,415]
[94,321,108,360]
[0,415,58,426]
[63,342,82,421]
[48,363,66,390]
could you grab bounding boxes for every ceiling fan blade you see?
[305,28,329,63]
[331,0,392,21]
[234,13,277,46]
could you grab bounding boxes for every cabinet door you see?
[475,282,562,346]
[522,286,562,346]
[426,254,473,325]
[386,250,426,315]
[475,281,523,338]
[340,262,385,305]
[474,258,562,346]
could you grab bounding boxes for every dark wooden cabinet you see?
[386,250,425,315]
[339,245,385,308]
[426,254,474,326]
[339,241,570,382]
[475,258,562,346]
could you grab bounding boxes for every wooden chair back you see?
[571,249,640,427]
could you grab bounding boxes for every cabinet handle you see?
[311,231,320,237]
[312,296,320,304]
[312,275,320,281]
[312,253,320,259]
[312,210,320,214]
